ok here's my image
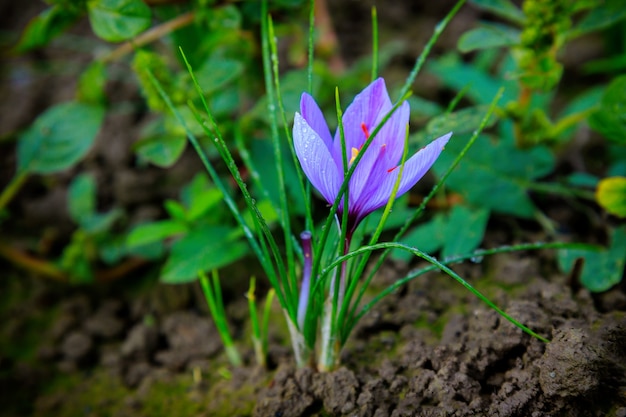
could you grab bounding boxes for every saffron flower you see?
[293,78,452,232]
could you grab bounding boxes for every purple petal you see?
[293,112,340,204]
[376,101,410,167]
[349,143,391,224]
[348,101,410,209]
[333,78,392,161]
[300,93,333,151]
[358,132,452,216]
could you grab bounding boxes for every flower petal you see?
[349,143,391,225]
[376,101,410,167]
[358,132,452,216]
[333,78,392,160]
[300,93,333,151]
[293,112,340,204]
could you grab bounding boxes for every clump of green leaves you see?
[419,0,626,291]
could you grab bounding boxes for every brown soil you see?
[3,252,625,416]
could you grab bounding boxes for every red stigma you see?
[361,123,370,138]
[387,166,397,173]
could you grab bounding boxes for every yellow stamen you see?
[349,147,359,165]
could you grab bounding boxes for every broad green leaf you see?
[181,174,224,222]
[558,226,626,292]
[207,4,242,30]
[160,226,249,284]
[469,0,525,24]
[81,211,121,234]
[608,145,626,177]
[458,23,520,53]
[194,56,244,95]
[18,101,105,174]
[68,173,96,224]
[406,96,442,118]
[87,0,151,43]
[566,172,599,188]
[393,205,489,262]
[583,53,626,75]
[441,205,489,259]
[132,50,177,112]
[596,177,626,217]
[588,75,626,143]
[78,61,107,106]
[135,119,186,168]
[135,135,186,168]
[15,5,79,52]
[102,235,163,263]
[568,0,626,38]
[433,135,555,218]
[67,173,120,233]
[59,231,93,283]
[418,105,498,143]
[99,234,162,264]
[393,214,447,262]
[554,87,603,142]
[164,199,187,222]
[127,220,188,247]
[427,53,518,105]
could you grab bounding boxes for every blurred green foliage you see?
[2,0,625,294]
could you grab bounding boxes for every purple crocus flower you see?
[293,78,452,232]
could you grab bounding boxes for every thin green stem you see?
[339,124,410,342]
[321,242,553,344]
[150,58,291,315]
[397,0,466,102]
[234,128,303,261]
[264,15,298,311]
[247,277,265,367]
[199,271,242,366]
[0,171,28,211]
[307,0,315,94]
[371,6,379,81]
[348,241,595,333]
[526,181,595,200]
[318,87,350,371]
[262,289,276,361]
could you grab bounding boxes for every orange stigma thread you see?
[361,123,370,138]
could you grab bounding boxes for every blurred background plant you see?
[390,0,626,293]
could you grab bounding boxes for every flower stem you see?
[297,231,313,330]
[285,310,308,367]
[0,171,28,212]
[318,233,351,371]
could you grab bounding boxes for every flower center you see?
[348,123,370,166]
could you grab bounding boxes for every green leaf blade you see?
[160,226,249,284]
[468,0,525,24]
[588,75,626,144]
[15,5,79,52]
[433,135,554,218]
[458,23,520,53]
[17,101,105,174]
[558,226,626,292]
[87,0,151,43]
